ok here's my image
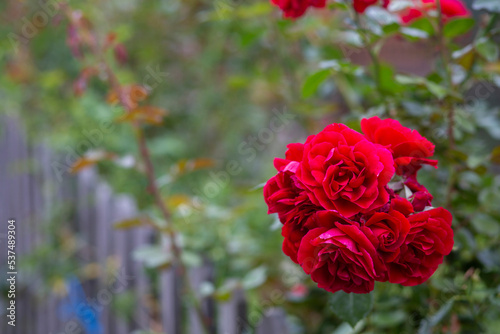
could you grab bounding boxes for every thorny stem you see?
[105,60,212,334]
[63,6,212,333]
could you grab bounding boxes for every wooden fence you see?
[0,116,290,334]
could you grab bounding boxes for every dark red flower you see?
[365,210,410,263]
[400,0,470,24]
[297,212,386,293]
[295,123,395,217]
[361,116,437,177]
[387,207,454,286]
[353,0,390,13]
[390,196,415,216]
[270,0,326,19]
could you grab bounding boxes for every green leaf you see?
[395,75,448,99]
[471,213,500,237]
[302,69,331,98]
[418,299,455,334]
[443,18,475,39]
[473,0,500,12]
[114,217,144,229]
[409,17,435,36]
[476,38,500,62]
[378,64,402,94]
[241,266,267,290]
[400,27,429,40]
[132,245,172,268]
[371,310,407,327]
[329,291,374,327]
[426,81,448,100]
[383,22,401,35]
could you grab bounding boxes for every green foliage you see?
[302,69,332,98]
[329,291,374,327]
[443,18,475,39]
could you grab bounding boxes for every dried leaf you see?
[173,158,216,175]
[114,217,147,229]
[107,84,149,108]
[117,105,168,125]
[166,194,192,209]
[70,150,118,173]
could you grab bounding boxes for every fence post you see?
[189,258,216,334]
[218,287,248,334]
[256,308,290,334]
[160,264,183,334]
[111,195,137,334]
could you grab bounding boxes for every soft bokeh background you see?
[1,0,500,333]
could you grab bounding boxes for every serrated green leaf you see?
[443,18,475,39]
[302,69,331,98]
[330,291,374,327]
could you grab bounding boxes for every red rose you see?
[365,210,411,263]
[274,142,304,171]
[270,0,326,18]
[295,123,395,217]
[353,0,390,13]
[387,207,454,286]
[361,116,437,177]
[400,0,470,24]
[390,196,415,216]
[297,212,386,293]
[264,166,322,263]
[264,146,324,262]
[264,163,302,222]
[282,217,312,263]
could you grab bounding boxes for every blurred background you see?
[1,0,500,333]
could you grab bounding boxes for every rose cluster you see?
[270,0,469,21]
[264,117,454,293]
